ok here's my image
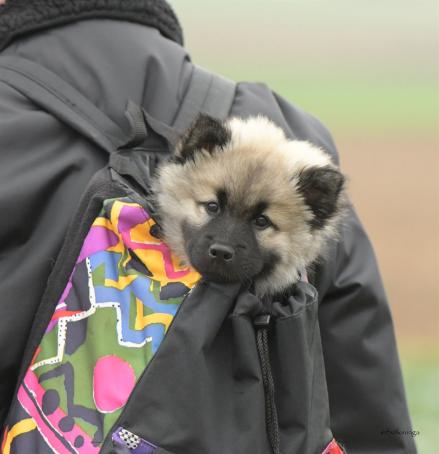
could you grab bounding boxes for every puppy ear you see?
[174,114,231,164]
[297,166,345,229]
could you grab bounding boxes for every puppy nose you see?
[209,243,235,262]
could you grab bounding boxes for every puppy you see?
[151,114,347,300]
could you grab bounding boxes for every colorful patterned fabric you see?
[2,197,200,454]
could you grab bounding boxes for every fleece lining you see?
[0,0,183,51]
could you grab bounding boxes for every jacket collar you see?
[0,0,183,51]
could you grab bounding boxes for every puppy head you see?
[152,114,346,297]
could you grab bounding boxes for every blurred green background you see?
[171,1,439,452]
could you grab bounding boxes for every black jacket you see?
[0,1,416,453]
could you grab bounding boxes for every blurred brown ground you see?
[339,135,439,347]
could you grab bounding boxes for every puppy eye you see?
[205,201,220,214]
[253,215,271,229]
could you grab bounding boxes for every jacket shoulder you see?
[230,82,340,165]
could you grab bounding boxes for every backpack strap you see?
[0,56,236,151]
[172,64,236,134]
[0,55,128,153]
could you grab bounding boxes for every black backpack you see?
[0,56,345,454]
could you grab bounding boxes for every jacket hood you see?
[0,0,183,51]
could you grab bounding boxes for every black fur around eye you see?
[205,201,220,214]
[253,215,271,229]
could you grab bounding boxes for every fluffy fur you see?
[151,114,347,299]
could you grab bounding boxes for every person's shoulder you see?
[230,81,339,165]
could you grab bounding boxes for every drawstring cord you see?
[254,315,281,454]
